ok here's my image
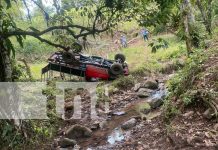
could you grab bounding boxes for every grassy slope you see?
[30,34,185,80]
[30,63,48,80]
[110,34,186,73]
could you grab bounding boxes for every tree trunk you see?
[0,42,12,82]
[196,0,213,37]
[207,0,213,37]
[184,15,192,56]
[20,58,32,79]
[182,0,195,56]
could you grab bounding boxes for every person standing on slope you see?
[141,28,149,41]
[120,35,128,48]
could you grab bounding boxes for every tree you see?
[0,0,129,81]
[181,0,195,56]
[196,0,213,36]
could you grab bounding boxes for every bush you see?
[166,49,206,97]
[163,49,209,120]
[148,38,169,53]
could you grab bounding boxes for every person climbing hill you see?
[141,28,149,41]
[120,35,128,48]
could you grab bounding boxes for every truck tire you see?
[115,53,126,63]
[110,63,124,75]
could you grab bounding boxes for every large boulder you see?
[65,124,92,139]
[134,83,141,92]
[136,102,151,115]
[121,118,137,130]
[58,138,76,148]
[137,88,153,98]
[142,80,158,90]
[147,98,163,109]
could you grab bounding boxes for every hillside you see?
[1,0,218,149]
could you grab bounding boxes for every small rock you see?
[99,121,108,129]
[58,138,76,148]
[192,136,203,143]
[203,108,214,119]
[214,123,218,131]
[107,115,112,120]
[98,102,106,110]
[142,80,158,90]
[152,128,161,134]
[111,100,118,105]
[57,128,64,136]
[148,98,163,109]
[183,111,194,117]
[65,101,74,110]
[143,77,148,80]
[121,118,137,130]
[90,122,100,131]
[134,83,141,92]
[65,124,92,139]
[112,111,126,116]
[143,145,150,149]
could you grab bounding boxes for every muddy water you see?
[78,107,139,148]
[78,87,167,149]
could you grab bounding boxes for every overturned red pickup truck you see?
[41,51,129,81]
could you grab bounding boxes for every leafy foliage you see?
[148,38,169,53]
[164,48,209,120]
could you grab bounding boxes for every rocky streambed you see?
[51,77,168,150]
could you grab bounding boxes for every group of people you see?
[119,28,150,48]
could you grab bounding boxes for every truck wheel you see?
[110,63,124,75]
[115,53,126,63]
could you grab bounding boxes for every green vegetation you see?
[164,47,218,121]
[30,63,47,80]
[112,75,135,90]
[0,0,218,149]
[109,34,186,78]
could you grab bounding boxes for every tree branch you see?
[30,0,50,24]
[1,2,119,51]
[3,24,109,50]
[34,35,68,50]
[22,0,31,21]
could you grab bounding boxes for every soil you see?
[39,72,217,150]
[39,42,218,150]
